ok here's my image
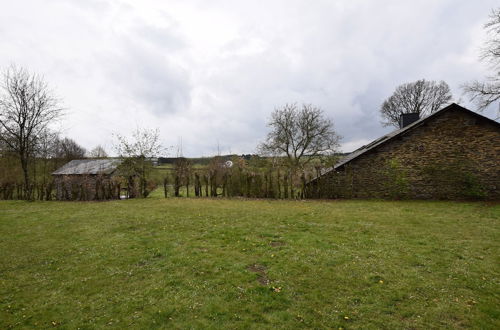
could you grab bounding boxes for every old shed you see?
[52,159,123,200]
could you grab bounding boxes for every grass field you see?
[0,197,499,329]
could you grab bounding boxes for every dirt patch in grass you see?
[247,264,270,285]
[269,240,285,247]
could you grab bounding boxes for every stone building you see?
[306,103,500,200]
[52,159,123,200]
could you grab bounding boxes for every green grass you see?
[0,198,498,329]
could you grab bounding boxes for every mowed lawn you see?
[0,198,498,329]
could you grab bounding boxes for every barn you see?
[306,103,500,200]
[52,159,124,200]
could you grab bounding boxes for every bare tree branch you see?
[53,137,86,161]
[463,8,500,115]
[258,103,341,170]
[380,79,452,128]
[114,127,164,198]
[0,65,63,199]
[87,145,108,158]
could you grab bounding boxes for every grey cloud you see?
[99,20,192,116]
[103,47,192,116]
[1,0,498,156]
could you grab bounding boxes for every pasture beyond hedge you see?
[0,198,498,329]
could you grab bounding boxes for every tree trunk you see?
[289,171,295,199]
[204,174,209,197]
[210,173,217,197]
[174,175,180,197]
[301,172,306,199]
[276,170,281,199]
[141,158,146,197]
[246,174,251,197]
[264,174,268,198]
[283,173,289,199]
[222,174,227,197]
[20,156,32,200]
[268,171,274,198]
[163,177,168,198]
[195,173,201,197]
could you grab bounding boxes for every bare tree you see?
[380,79,453,128]
[463,8,500,114]
[114,127,163,197]
[173,157,192,197]
[259,103,341,170]
[0,65,63,198]
[54,137,86,161]
[88,145,108,158]
[34,128,59,184]
[35,129,59,159]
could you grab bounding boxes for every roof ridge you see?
[319,104,498,178]
[52,158,122,176]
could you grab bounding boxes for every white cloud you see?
[1,0,498,156]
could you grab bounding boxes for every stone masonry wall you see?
[308,109,500,200]
[54,175,121,201]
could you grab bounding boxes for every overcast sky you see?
[1,0,498,156]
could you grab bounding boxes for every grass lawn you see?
[0,198,498,329]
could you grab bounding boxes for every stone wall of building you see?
[307,109,500,200]
[53,174,122,201]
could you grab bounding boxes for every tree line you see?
[159,155,335,200]
[1,7,498,200]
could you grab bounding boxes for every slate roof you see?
[312,103,499,181]
[52,159,121,176]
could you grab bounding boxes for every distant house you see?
[306,103,500,200]
[52,159,124,200]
